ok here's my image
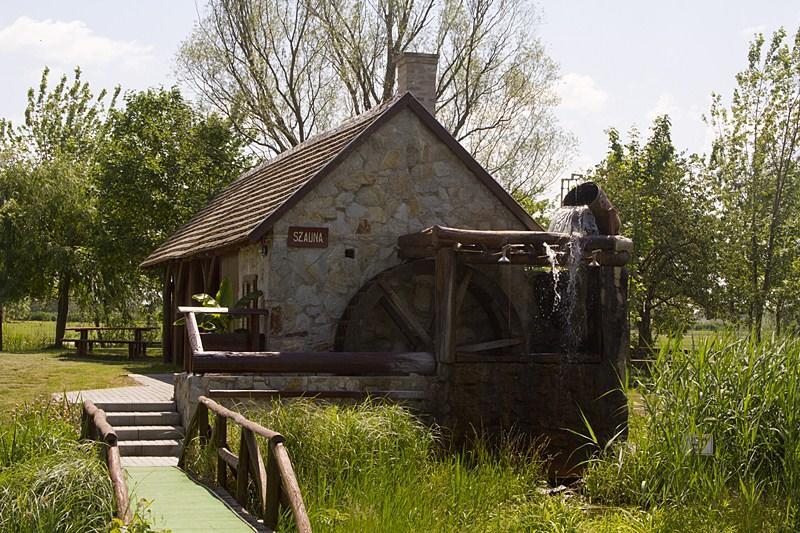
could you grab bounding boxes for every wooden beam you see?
[273,442,312,533]
[454,269,473,316]
[434,247,457,364]
[377,278,432,349]
[456,337,524,353]
[192,351,436,376]
[207,389,428,400]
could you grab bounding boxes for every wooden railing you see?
[179,395,312,532]
[80,400,131,523]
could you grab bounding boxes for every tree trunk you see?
[776,300,783,338]
[55,272,71,348]
[0,304,4,352]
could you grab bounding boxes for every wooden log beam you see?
[236,430,251,506]
[377,278,432,349]
[273,442,312,533]
[215,413,228,488]
[435,248,457,364]
[218,447,239,471]
[199,396,285,443]
[192,351,436,376]
[107,446,131,523]
[456,337,524,353]
[207,389,428,400]
[244,429,268,517]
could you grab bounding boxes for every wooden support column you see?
[434,247,457,364]
[162,265,174,363]
[172,261,186,370]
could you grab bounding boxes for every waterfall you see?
[547,206,599,354]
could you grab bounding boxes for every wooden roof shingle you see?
[141,93,540,268]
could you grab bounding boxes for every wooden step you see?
[115,425,184,440]
[118,439,182,457]
[106,411,181,426]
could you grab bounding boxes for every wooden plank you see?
[435,247,457,364]
[198,403,210,446]
[192,351,436,376]
[456,337,524,353]
[377,278,432,349]
[273,442,312,533]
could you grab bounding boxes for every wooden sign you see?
[288,226,329,248]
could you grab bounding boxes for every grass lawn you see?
[0,321,175,414]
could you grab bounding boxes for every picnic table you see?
[65,326,159,359]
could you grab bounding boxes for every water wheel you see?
[335,259,524,354]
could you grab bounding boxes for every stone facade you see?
[243,108,527,351]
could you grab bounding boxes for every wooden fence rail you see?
[80,400,132,524]
[179,395,312,532]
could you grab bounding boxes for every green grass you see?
[0,399,116,532]
[0,321,175,415]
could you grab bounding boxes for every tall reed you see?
[584,334,800,529]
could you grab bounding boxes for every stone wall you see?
[262,107,528,351]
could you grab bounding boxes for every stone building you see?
[143,53,631,470]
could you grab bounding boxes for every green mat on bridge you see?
[126,466,255,532]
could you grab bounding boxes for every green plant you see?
[175,278,261,333]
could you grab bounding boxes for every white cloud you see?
[558,73,608,113]
[741,24,767,38]
[647,92,680,121]
[0,16,154,68]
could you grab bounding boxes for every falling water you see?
[542,242,561,311]
[547,206,599,354]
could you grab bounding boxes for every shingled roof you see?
[141,93,540,267]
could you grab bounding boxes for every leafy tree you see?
[93,87,248,316]
[4,67,116,346]
[0,142,49,350]
[590,116,718,350]
[177,0,573,197]
[707,28,800,339]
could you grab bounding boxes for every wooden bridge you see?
[80,390,311,532]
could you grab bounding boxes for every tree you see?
[93,87,249,315]
[4,67,117,346]
[590,116,718,350]
[177,0,573,196]
[707,28,800,339]
[0,141,49,351]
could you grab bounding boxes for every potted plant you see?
[178,278,263,351]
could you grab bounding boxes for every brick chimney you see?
[396,52,438,116]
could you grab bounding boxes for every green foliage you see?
[584,335,800,530]
[175,278,262,332]
[589,117,718,349]
[707,27,800,337]
[0,399,116,532]
[93,87,248,314]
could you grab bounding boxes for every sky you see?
[1,1,799,202]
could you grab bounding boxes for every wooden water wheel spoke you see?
[335,259,524,354]
[377,278,433,349]
[456,337,524,353]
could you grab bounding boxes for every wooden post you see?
[197,403,210,446]
[172,261,186,370]
[434,247,457,364]
[264,440,282,529]
[215,413,228,489]
[236,429,251,506]
[162,265,174,363]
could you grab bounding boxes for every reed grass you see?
[0,399,117,532]
[2,320,55,352]
[584,333,800,530]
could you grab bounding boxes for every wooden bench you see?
[64,327,159,359]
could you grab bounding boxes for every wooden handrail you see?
[180,396,312,532]
[81,400,131,524]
